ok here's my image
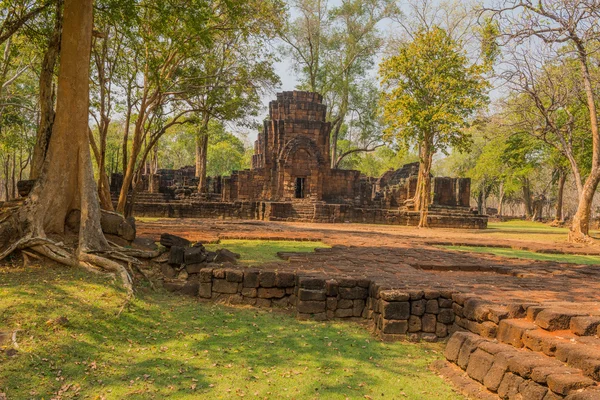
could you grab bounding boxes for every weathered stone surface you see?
[325,279,338,296]
[199,268,213,283]
[422,314,437,333]
[243,270,259,288]
[298,277,326,290]
[570,316,600,336]
[444,332,469,362]
[380,289,410,302]
[184,246,206,264]
[466,349,494,383]
[160,233,190,248]
[497,319,537,348]
[438,308,455,324]
[353,300,364,317]
[337,277,357,287]
[298,289,326,301]
[335,308,354,318]
[381,319,408,334]
[483,352,515,392]
[214,248,240,264]
[547,374,595,395]
[439,298,453,308]
[225,269,243,282]
[186,262,206,274]
[522,329,561,355]
[212,279,239,294]
[338,299,353,309]
[161,264,177,278]
[259,271,276,288]
[408,315,422,333]
[436,322,448,338]
[477,321,498,338]
[518,380,549,400]
[258,288,285,299]
[457,333,484,369]
[497,372,525,399]
[297,300,326,314]
[425,299,439,314]
[326,297,337,310]
[463,298,490,322]
[531,366,580,384]
[535,309,587,331]
[241,288,257,298]
[168,246,185,265]
[381,301,410,320]
[411,299,426,316]
[338,286,368,300]
[508,353,558,378]
[275,272,296,288]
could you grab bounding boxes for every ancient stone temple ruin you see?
[111,91,487,228]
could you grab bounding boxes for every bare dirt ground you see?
[137,219,600,306]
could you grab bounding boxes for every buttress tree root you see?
[0,0,158,299]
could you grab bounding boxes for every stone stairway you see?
[438,299,600,399]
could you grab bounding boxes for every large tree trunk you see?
[195,114,210,193]
[414,138,433,228]
[554,170,566,223]
[521,178,533,219]
[570,46,600,242]
[30,0,63,180]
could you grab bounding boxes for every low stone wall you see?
[163,267,457,341]
[130,199,488,229]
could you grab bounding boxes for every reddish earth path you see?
[137,219,600,306]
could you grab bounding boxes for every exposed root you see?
[132,262,156,291]
[79,252,133,297]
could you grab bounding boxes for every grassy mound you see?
[0,262,462,399]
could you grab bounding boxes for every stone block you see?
[380,290,410,302]
[200,268,213,283]
[436,323,448,338]
[423,289,440,299]
[213,269,225,279]
[186,263,206,274]
[478,321,498,338]
[497,372,524,399]
[339,286,368,300]
[275,272,295,288]
[570,316,600,336]
[335,308,354,318]
[535,309,587,331]
[439,298,453,308]
[497,319,538,348]
[184,246,206,264]
[483,352,515,392]
[381,301,410,320]
[411,299,426,316]
[532,366,580,384]
[325,279,338,296]
[298,289,326,301]
[160,233,190,248]
[199,282,212,298]
[463,298,490,322]
[453,303,464,318]
[353,300,365,317]
[258,288,285,299]
[326,297,337,310]
[256,298,271,308]
[337,277,357,287]
[488,306,510,324]
[438,309,455,324]
[259,271,276,288]
[241,288,257,298]
[408,315,421,333]
[518,380,549,400]
[522,329,560,355]
[466,349,494,383]
[508,353,558,378]
[297,300,326,314]
[381,319,408,334]
[425,300,439,314]
[338,299,353,309]
[457,333,484,369]
[272,297,290,308]
[168,246,185,265]
[225,269,243,283]
[161,264,177,278]
[547,374,595,395]
[408,290,424,300]
[422,314,437,333]
[212,279,239,294]
[444,332,470,362]
[298,277,326,290]
[243,270,259,288]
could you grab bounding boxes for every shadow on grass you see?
[0,262,461,400]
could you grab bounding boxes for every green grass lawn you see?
[0,263,461,399]
[205,239,330,264]
[443,245,600,265]
[482,220,600,243]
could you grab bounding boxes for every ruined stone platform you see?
[139,219,600,399]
